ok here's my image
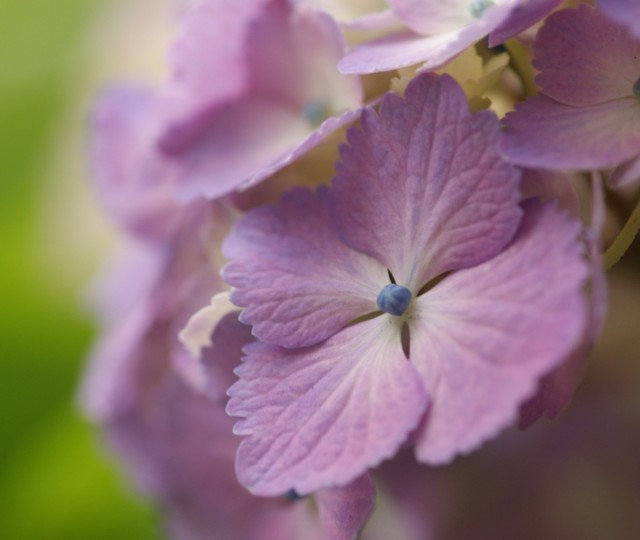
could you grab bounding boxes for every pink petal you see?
[161,0,363,200]
[533,5,640,106]
[316,474,376,540]
[489,0,562,47]
[227,316,428,496]
[331,74,521,291]
[519,174,608,426]
[598,0,640,38]
[90,86,182,240]
[222,187,387,348]
[502,94,640,170]
[338,2,517,74]
[410,200,588,463]
[610,155,640,188]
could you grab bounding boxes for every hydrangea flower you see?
[501,5,640,185]
[337,0,561,74]
[222,74,588,496]
[157,0,364,201]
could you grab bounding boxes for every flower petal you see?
[502,94,640,170]
[598,0,640,37]
[227,316,428,496]
[338,2,517,74]
[488,0,562,47]
[331,73,521,291]
[316,474,376,540]
[533,5,640,106]
[222,187,386,348]
[410,200,588,463]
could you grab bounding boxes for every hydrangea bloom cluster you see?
[83,0,639,537]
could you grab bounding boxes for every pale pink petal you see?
[410,200,588,463]
[502,95,640,170]
[161,0,363,200]
[338,2,518,74]
[388,0,476,35]
[331,74,521,291]
[222,187,387,348]
[533,5,640,106]
[598,0,640,38]
[90,86,182,240]
[227,317,428,496]
[316,474,376,540]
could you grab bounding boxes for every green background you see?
[0,1,158,538]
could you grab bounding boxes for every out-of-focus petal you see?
[331,74,521,291]
[533,5,640,106]
[90,86,182,240]
[227,316,428,496]
[519,174,608,426]
[338,2,517,74]
[488,0,562,46]
[316,474,376,540]
[610,155,640,189]
[222,187,386,349]
[410,200,588,463]
[160,0,363,200]
[598,0,640,38]
[502,94,640,170]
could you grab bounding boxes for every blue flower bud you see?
[376,283,412,317]
[470,0,495,19]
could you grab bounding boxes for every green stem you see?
[604,195,640,269]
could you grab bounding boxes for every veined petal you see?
[222,187,387,348]
[227,316,428,496]
[331,74,521,291]
[502,94,640,170]
[410,200,588,463]
[533,5,640,106]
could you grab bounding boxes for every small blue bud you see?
[283,489,305,502]
[376,283,412,317]
[633,77,640,98]
[470,0,495,18]
[302,100,328,126]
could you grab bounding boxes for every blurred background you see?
[1,1,639,539]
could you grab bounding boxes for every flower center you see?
[302,100,329,126]
[470,0,495,18]
[376,283,412,316]
[633,77,640,98]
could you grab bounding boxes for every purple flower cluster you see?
[83,0,639,538]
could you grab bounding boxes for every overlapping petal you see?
[227,316,428,496]
[90,86,182,241]
[598,0,640,38]
[338,1,520,74]
[488,0,562,47]
[533,5,640,106]
[159,0,363,201]
[409,200,588,463]
[223,187,387,349]
[331,74,521,291]
[502,94,640,170]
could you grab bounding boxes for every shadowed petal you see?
[227,316,428,496]
[222,187,386,348]
[502,94,640,170]
[331,74,521,291]
[489,0,562,46]
[598,0,640,38]
[410,200,588,463]
[533,5,640,106]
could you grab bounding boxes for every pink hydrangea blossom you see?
[222,74,589,496]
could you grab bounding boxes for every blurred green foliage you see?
[0,1,158,538]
